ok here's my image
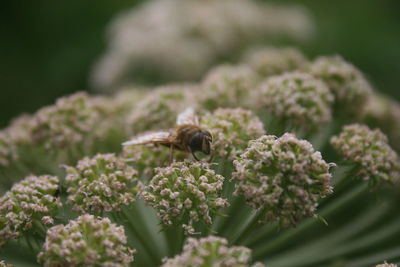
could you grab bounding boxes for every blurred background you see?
[1,0,400,127]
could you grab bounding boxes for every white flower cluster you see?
[376,262,398,267]
[126,86,193,134]
[201,108,265,160]
[0,260,12,267]
[65,153,141,213]
[141,161,229,234]
[123,144,187,180]
[0,175,61,246]
[0,132,17,167]
[362,93,400,151]
[162,235,263,267]
[29,92,102,149]
[331,124,400,185]
[91,0,314,91]
[233,134,333,227]
[37,214,136,267]
[259,72,334,130]
[306,55,373,114]
[243,46,308,77]
[199,65,259,110]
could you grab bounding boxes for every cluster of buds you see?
[331,124,400,185]
[123,144,187,180]
[362,93,400,151]
[141,161,229,234]
[243,46,308,77]
[259,72,334,130]
[162,235,263,267]
[91,0,314,91]
[126,86,192,134]
[199,65,259,110]
[37,214,136,266]
[29,92,103,150]
[233,134,333,227]
[306,55,373,114]
[0,175,61,246]
[0,132,17,167]
[0,114,35,168]
[201,108,265,160]
[64,154,141,213]
[0,261,12,267]
[376,262,398,267]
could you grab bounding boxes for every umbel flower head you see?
[29,92,102,149]
[162,235,264,267]
[0,260,12,267]
[199,65,259,111]
[65,153,141,213]
[306,55,373,114]
[123,144,187,181]
[233,134,333,227]
[0,114,34,167]
[126,85,192,134]
[362,93,400,151]
[201,108,265,160]
[243,46,308,77]
[141,161,229,234]
[91,0,313,91]
[258,72,334,130]
[331,124,400,185]
[37,214,136,267]
[376,262,398,267]
[0,175,61,247]
[0,132,16,167]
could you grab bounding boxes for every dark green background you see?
[1,0,400,127]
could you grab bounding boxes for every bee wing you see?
[122,131,171,146]
[176,107,199,126]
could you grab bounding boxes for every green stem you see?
[260,201,390,266]
[164,226,184,257]
[230,207,265,245]
[345,247,400,267]
[244,223,277,247]
[33,220,47,239]
[252,183,367,259]
[119,209,159,266]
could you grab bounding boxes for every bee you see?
[122,108,212,161]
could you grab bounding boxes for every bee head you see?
[190,130,212,155]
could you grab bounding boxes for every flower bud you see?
[0,175,61,246]
[162,235,263,267]
[0,132,17,167]
[123,144,187,180]
[65,154,141,213]
[259,72,333,130]
[376,262,398,267]
[29,92,101,149]
[142,161,228,234]
[38,214,136,266]
[199,65,259,110]
[243,46,307,77]
[331,124,400,185]
[233,134,333,227]
[126,86,192,134]
[362,93,400,151]
[201,108,265,160]
[306,55,373,114]
[0,260,12,267]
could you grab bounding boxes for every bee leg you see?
[169,144,174,163]
[192,151,200,161]
[208,153,214,163]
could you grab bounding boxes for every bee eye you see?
[189,133,203,153]
[201,136,211,155]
